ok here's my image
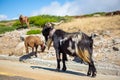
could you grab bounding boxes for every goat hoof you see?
[87,72,91,76]
[62,67,66,72]
[91,72,96,77]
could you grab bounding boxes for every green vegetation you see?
[0,26,17,34]
[13,15,65,27]
[0,20,18,34]
[84,12,106,17]
[0,15,67,34]
[0,24,6,27]
[0,20,12,23]
[0,12,106,34]
[12,20,21,27]
[26,29,42,35]
[30,15,64,27]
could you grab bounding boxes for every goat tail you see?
[75,44,90,63]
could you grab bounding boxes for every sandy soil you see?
[0,60,120,80]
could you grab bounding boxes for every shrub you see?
[84,12,106,17]
[26,29,42,35]
[12,20,21,26]
[12,15,65,28]
[0,26,17,34]
[29,15,64,27]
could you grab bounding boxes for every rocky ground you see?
[0,27,120,63]
[0,59,120,80]
[0,27,120,76]
[0,16,120,79]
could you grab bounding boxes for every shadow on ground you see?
[31,66,86,76]
[19,52,36,62]
[16,26,28,30]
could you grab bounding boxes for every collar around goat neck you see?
[49,28,56,38]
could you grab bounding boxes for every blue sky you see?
[0,0,120,21]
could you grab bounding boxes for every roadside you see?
[0,59,120,80]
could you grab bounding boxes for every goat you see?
[24,36,46,57]
[42,24,97,77]
[19,15,30,28]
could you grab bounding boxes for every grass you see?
[0,15,67,34]
[0,20,18,34]
[83,12,106,17]
[13,15,65,27]
[56,15,120,34]
[0,14,120,35]
[26,29,42,35]
[0,26,17,34]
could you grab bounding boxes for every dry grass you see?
[55,15,120,66]
[56,15,120,34]
[0,21,16,26]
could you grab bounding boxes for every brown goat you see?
[19,15,30,28]
[24,36,46,57]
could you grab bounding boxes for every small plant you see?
[0,26,17,34]
[26,29,42,35]
[12,15,66,28]
[12,20,21,26]
[84,12,106,17]
[29,15,64,27]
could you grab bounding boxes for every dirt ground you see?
[0,15,120,80]
[0,59,120,80]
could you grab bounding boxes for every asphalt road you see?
[0,60,120,80]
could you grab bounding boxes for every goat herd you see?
[22,21,97,77]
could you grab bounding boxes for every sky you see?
[0,0,120,21]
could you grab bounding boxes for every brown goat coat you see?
[19,15,30,28]
[24,36,44,57]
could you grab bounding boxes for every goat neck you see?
[49,28,56,38]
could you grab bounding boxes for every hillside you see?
[56,15,120,66]
[0,15,65,34]
[56,15,120,34]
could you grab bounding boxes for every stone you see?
[14,42,26,56]
[113,47,119,51]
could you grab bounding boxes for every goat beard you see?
[46,38,52,50]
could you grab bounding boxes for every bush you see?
[12,20,21,26]
[0,26,17,34]
[0,24,6,27]
[84,12,106,17]
[12,15,65,28]
[26,29,42,35]
[29,15,64,27]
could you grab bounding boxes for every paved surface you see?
[0,60,120,80]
